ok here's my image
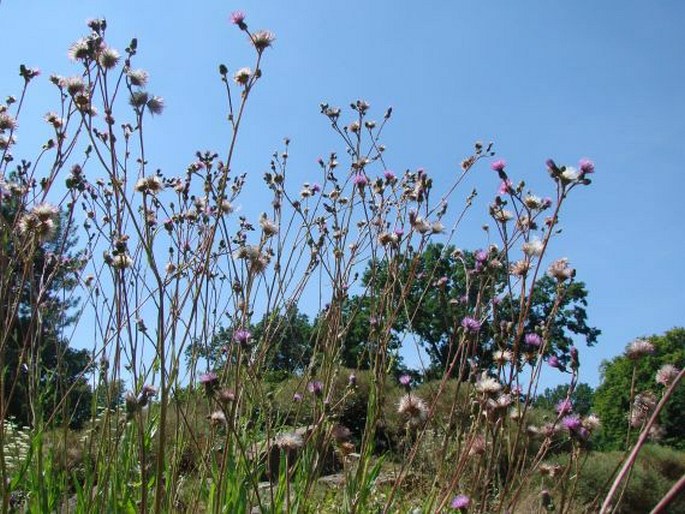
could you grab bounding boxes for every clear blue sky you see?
[1,1,683,388]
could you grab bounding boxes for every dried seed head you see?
[127,69,149,87]
[655,364,679,387]
[397,394,428,425]
[98,47,120,69]
[626,339,655,360]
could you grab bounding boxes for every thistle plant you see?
[0,11,681,514]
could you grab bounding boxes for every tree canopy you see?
[343,243,600,377]
[0,196,91,428]
[593,327,685,450]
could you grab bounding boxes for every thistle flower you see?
[497,179,513,195]
[411,216,432,234]
[233,67,251,85]
[509,259,530,277]
[579,158,595,174]
[110,253,133,270]
[233,328,252,345]
[146,96,165,115]
[218,388,236,404]
[450,494,470,510]
[130,91,149,108]
[461,316,481,334]
[0,112,17,131]
[384,169,396,181]
[583,414,601,431]
[656,364,679,387]
[307,380,324,397]
[68,38,91,61]
[524,332,542,348]
[44,112,63,129]
[560,166,579,182]
[259,215,278,237]
[219,200,234,213]
[352,172,368,188]
[523,194,543,209]
[561,414,582,432]
[399,374,412,388]
[230,11,246,28]
[134,175,164,194]
[199,372,219,394]
[493,350,513,365]
[547,258,575,282]
[98,47,120,69]
[626,338,655,360]
[275,432,304,451]
[547,355,562,369]
[208,410,227,427]
[522,238,544,257]
[123,69,148,87]
[555,398,573,416]
[539,462,562,478]
[251,30,275,51]
[491,206,513,223]
[475,372,502,395]
[60,76,85,96]
[431,221,445,234]
[490,160,506,172]
[397,393,428,425]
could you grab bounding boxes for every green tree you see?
[0,198,91,428]
[341,243,600,376]
[593,327,685,450]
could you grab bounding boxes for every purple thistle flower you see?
[524,333,542,348]
[562,414,582,432]
[312,182,321,193]
[234,328,252,345]
[461,316,481,334]
[451,494,471,510]
[399,374,411,387]
[541,197,553,208]
[579,158,595,174]
[199,372,219,395]
[352,172,368,188]
[293,392,303,402]
[555,398,573,416]
[490,159,506,172]
[474,249,488,263]
[230,11,246,26]
[548,355,561,369]
[498,179,513,195]
[545,158,557,171]
[307,380,324,397]
[384,169,396,181]
[199,372,218,385]
[393,227,404,237]
[348,373,357,386]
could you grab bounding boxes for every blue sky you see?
[1,1,683,388]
